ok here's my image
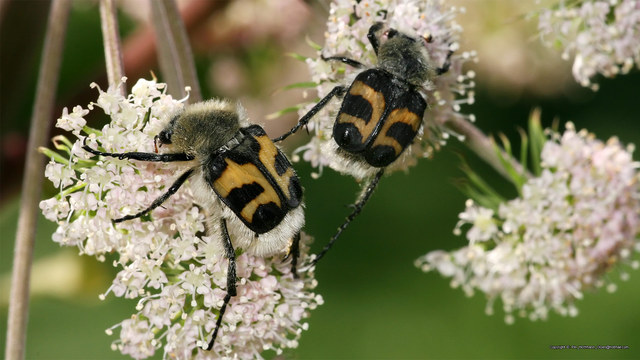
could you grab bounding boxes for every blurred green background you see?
[1,1,639,359]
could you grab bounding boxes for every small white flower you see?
[116,317,156,359]
[418,123,640,322]
[455,200,498,243]
[56,105,88,134]
[39,197,70,222]
[130,78,165,107]
[43,160,75,189]
[91,81,126,115]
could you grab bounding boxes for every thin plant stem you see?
[150,0,202,103]
[5,1,71,359]
[445,116,532,184]
[99,0,125,95]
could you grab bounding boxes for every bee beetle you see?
[274,22,452,265]
[82,99,304,351]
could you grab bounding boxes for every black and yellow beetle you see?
[333,67,426,168]
[274,22,452,265]
[82,99,304,351]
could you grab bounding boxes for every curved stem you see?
[5,1,71,359]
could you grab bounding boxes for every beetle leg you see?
[321,54,366,68]
[285,232,301,279]
[83,138,194,162]
[311,169,384,266]
[206,219,237,351]
[272,85,346,142]
[113,169,194,223]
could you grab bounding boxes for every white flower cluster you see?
[40,78,322,359]
[294,0,477,179]
[417,123,640,323]
[537,0,640,90]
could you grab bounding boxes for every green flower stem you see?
[38,147,71,165]
[445,116,532,186]
[52,134,75,150]
[82,125,102,136]
[6,1,71,359]
[59,182,87,199]
[99,0,125,95]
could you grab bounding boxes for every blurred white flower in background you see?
[537,0,640,90]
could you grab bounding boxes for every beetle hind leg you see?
[311,169,384,267]
[205,219,237,351]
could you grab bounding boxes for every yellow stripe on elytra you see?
[371,108,421,156]
[254,135,295,200]
[213,158,281,223]
[337,81,385,142]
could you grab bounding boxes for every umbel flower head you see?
[417,122,640,323]
[39,78,323,359]
[537,0,640,90]
[291,0,477,179]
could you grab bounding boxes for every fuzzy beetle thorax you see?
[168,104,242,158]
[377,34,435,88]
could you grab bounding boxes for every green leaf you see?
[464,166,504,202]
[142,107,152,124]
[455,153,506,211]
[454,179,502,210]
[52,135,75,150]
[528,109,545,176]
[266,104,306,120]
[82,126,102,136]
[493,138,526,192]
[286,52,308,62]
[517,127,529,176]
[305,35,323,51]
[282,81,318,91]
[38,147,69,165]
[59,182,87,198]
[498,133,512,157]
